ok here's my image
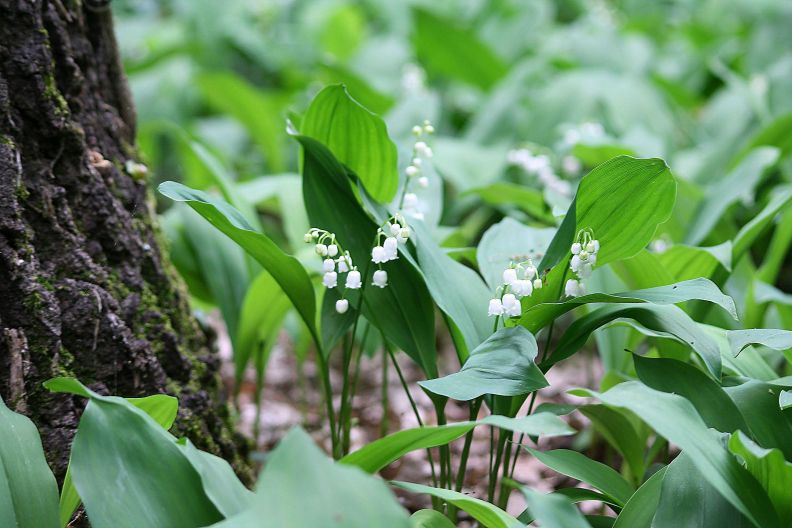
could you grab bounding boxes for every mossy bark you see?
[0,0,251,490]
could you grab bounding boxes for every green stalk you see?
[380,346,390,437]
[448,397,483,522]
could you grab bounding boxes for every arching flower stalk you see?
[400,120,435,219]
[304,228,360,313]
[566,228,600,297]
[370,213,411,289]
[488,258,543,319]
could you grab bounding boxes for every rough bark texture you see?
[0,0,250,486]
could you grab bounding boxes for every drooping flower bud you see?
[533,278,543,290]
[327,244,339,257]
[315,244,328,256]
[417,176,429,188]
[335,299,349,314]
[406,165,419,177]
[403,193,419,209]
[372,269,388,288]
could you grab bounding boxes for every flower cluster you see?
[371,215,411,288]
[304,229,360,313]
[401,121,435,219]
[565,229,600,297]
[507,148,573,196]
[561,121,605,148]
[487,259,543,318]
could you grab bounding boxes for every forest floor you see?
[216,315,610,523]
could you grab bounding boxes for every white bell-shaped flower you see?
[533,278,543,290]
[322,259,335,273]
[383,237,399,261]
[488,298,504,316]
[335,299,349,314]
[570,255,582,273]
[372,269,388,288]
[399,227,410,240]
[524,266,537,280]
[565,279,581,297]
[571,243,581,255]
[327,244,339,257]
[315,244,328,256]
[337,257,350,273]
[502,294,521,317]
[406,165,419,177]
[417,176,429,188]
[304,233,314,243]
[578,263,593,279]
[412,158,422,167]
[503,268,518,285]
[512,279,533,298]
[323,271,338,289]
[371,246,388,264]
[403,193,419,209]
[390,223,402,236]
[345,269,362,289]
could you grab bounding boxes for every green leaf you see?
[235,270,292,384]
[214,428,410,528]
[419,327,548,401]
[780,391,792,410]
[724,380,792,460]
[393,482,522,528]
[524,448,634,506]
[633,355,746,433]
[581,381,779,528]
[196,72,288,171]
[545,304,721,378]
[521,488,592,528]
[467,183,553,222]
[575,156,676,267]
[658,242,732,281]
[297,134,437,375]
[45,378,225,528]
[340,413,573,474]
[538,198,577,273]
[733,185,792,261]
[477,218,555,290]
[729,431,792,525]
[686,147,779,245]
[611,467,667,528]
[301,84,398,203]
[430,137,509,190]
[728,329,792,356]
[578,405,646,485]
[158,181,320,346]
[0,396,59,528]
[654,452,753,528]
[59,393,182,526]
[411,220,493,356]
[410,510,456,528]
[411,8,508,90]
[610,249,675,289]
[520,278,737,333]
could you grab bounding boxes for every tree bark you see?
[0,0,250,486]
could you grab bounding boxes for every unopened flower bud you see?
[372,269,388,288]
[335,299,349,314]
[316,244,328,256]
[417,176,429,188]
[327,244,339,257]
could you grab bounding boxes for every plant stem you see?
[448,397,483,522]
[380,345,389,437]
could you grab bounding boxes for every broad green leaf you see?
[729,431,792,525]
[235,270,292,384]
[658,242,732,281]
[575,156,676,267]
[158,181,320,346]
[703,325,777,381]
[301,84,398,203]
[519,278,737,333]
[214,428,410,527]
[393,482,522,528]
[412,8,508,90]
[580,381,779,528]
[45,378,225,528]
[468,183,553,222]
[610,249,675,289]
[411,220,493,356]
[612,467,667,528]
[686,147,779,245]
[419,327,548,401]
[340,412,573,474]
[176,439,254,517]
[545,304,721,378]
[431,137,509,190]
[578,405,646,485]
[633,355,746,433]
[0,396,59,528]
[538,198,577,273]
[477,218,555,290]
[410,510,456,528]
[525,448,634,506]
[60,393,181,527]
[780,391,792,410]
[736,112,792,163]
[521,488,592,528]
[733,185,792,261]
[724,380,792,460]
[297,134,437,375]
[653,453,752,528]
[728,329,792,356]
[196,72,288,171]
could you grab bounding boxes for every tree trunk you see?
[0,0,250,485]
